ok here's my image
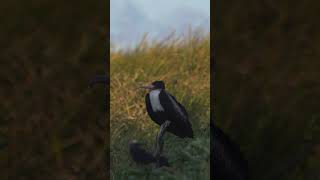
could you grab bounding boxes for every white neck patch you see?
[149,89,164,112]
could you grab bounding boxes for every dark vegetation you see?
[1,1,107,179]
[215,0,320,179]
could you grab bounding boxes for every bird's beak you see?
[140,84,154,90]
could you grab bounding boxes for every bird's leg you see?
[153,133,160,157]
[158,121,171,154]
[153,121,171,158]
[152,134,160,168]
[154,120,171,167]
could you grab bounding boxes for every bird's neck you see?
[150,88,163,92]
[149,89,164,112]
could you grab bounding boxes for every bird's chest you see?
[149,90,164,112]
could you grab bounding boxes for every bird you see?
[129,140,169,167]
[211,122,250,180]
[140,81,193,138]
[140,81,193,165]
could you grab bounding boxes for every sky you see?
[111,0,210,49]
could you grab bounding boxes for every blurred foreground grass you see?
[1,1,107,179]
[110,31,211,180]
[215,1,320,179]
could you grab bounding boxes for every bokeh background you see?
[1,1,107,179]
[214,0,320,179]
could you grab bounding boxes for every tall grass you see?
[110,31,210,180]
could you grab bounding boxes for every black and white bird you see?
[141,81,193,138]
[140,81,193,164]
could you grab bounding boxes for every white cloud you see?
[111,0,210,48]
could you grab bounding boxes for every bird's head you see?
[140,81,165,91]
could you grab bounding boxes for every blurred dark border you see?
[210,0,215,177]
[213,0,320,180]
[1,1,109,179]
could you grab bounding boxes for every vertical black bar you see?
[213,0,320,180]
[210,0,216,178]
[106,0,110,179]
[3,0,108,179]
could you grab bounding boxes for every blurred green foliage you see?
[1,1,107,179]
[215,0,320,179]
[110,31,210,180]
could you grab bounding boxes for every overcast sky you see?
[111,0,210,48]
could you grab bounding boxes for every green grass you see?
[110,32,211,180]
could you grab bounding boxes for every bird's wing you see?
[159,90,188,122]
[168,94,188,118]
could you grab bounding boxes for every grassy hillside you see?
[110,32,210,179]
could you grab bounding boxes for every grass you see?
[110,31,211,180]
